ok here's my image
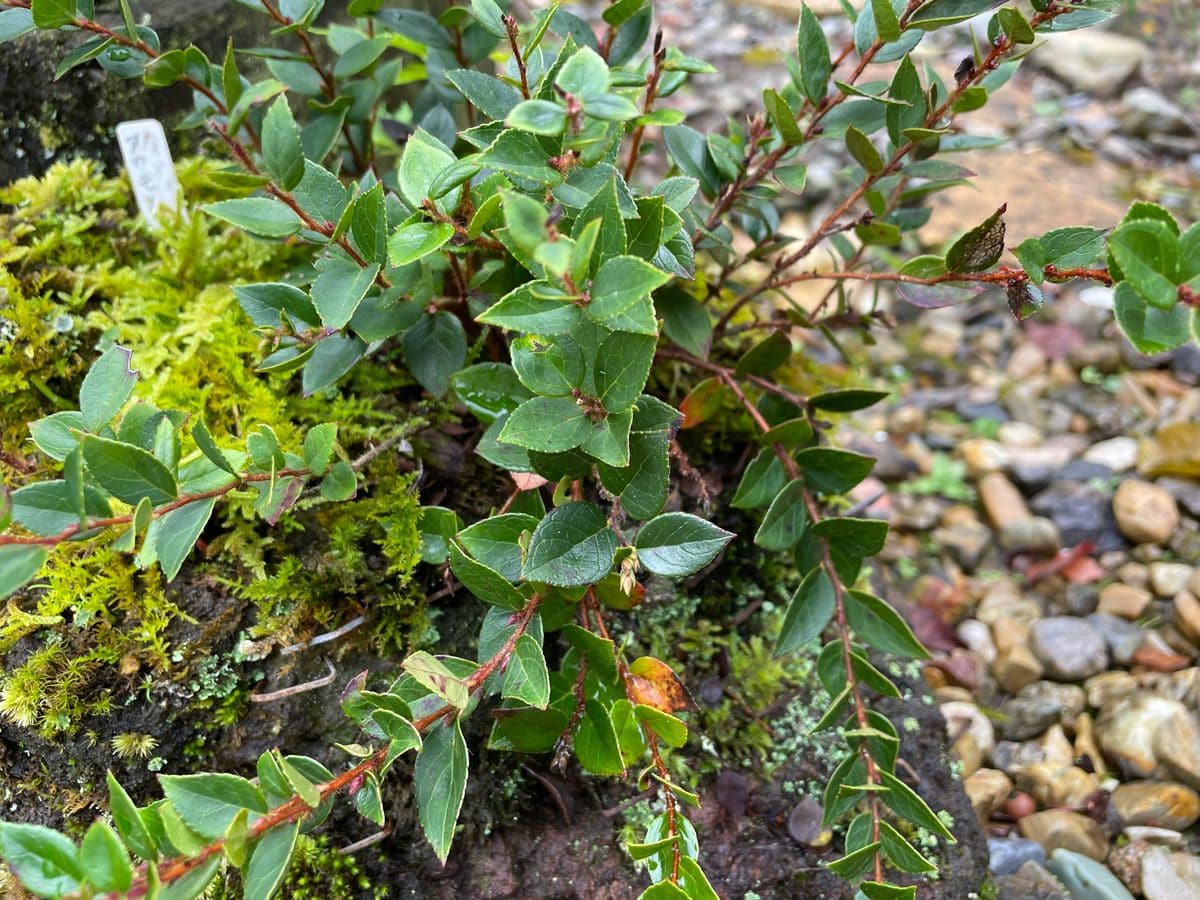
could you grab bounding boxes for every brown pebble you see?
[1004,792,1037,820]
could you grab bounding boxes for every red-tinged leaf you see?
[1021,542,1099,586]
[1131,644,1192,672]
[679,377,731,429]
[1061,555,1106,585]
[511,472,549,491]
[628,656,693,713]
[906,605,962,654]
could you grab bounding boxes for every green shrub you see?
[0,0,1193,898]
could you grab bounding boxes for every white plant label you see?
[116,119,181,228]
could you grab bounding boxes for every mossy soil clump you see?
[0,159,430,833]
[0,160,985,897]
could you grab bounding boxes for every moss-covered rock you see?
[0,0,273,184]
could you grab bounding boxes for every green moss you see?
[207,834,385,899]
[0,158,427,744]
[221,471,426,655]
[0,547,185,736]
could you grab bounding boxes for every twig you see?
[280,615,367,656]
[249,658,337,702]
[339,829,390,855]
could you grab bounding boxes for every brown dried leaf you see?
[628,656,692,713]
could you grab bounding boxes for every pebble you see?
[1110,782,1200,831]
[1021,763,1100,810]
[1117,561,1150,589]
[957,619,996,664]
[933,522,993,572]
[1098,583,1152,620]
[1032,481,1125,552]
[980,585,1043,627]
[994,647,1045,694]
[1085,671,1139,710]
[1088,613,1146,666]
[1074,713,1106,776]
[1061,584,1099,618]
[999,517,1062,554]
[1035,30,1147,96]
[961,437,1008,478]
[1018,809,1109,860]
[967,768,1013,822]
[987,836,1044,875]
[1084,437,1139,472]
[993,617,1030,655]
[1007,343,1047,380]
[1171,591,1200,644]
[992,741,1050,778]
[996,860,1070,900]
[1098,695,1200,788]
[1001,682,1085,741]
[1107,840,1146,894]
[942,700,995,776]
[1113,480,1181,546]
[998,421,1043,448]
[1150,563,1194,598]
[1123,826,1184,847]
[980,472,1033,531]
[1045,848,1135,900]
[1030,617,1109,681]
[1141,848,1200,900]
[1119,87,1194,139]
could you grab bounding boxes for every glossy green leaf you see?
[796,4,832,104]
[107,771,156,862]
[80,345,137,432]
[878,768,954,839]
[147,498,216,581]
[82,435,177,505]
[843,590,929,659]
[523,501,617,586]
[754,479,808,551]
[499,397,594,452]
[243,821,299,900]
[635,512,734,577]
[503,634,551,709]
[777,567,836,655]
[575,699,624,775]
[588,255,673,322]
[449,541,526,610]
[201,198,301,239]
[80,821,132,894]
[795,447,875,494]
[158,773,266,840]
[414,720,469,863]
[0,823,83,898]
[403,311,467,396]
[261,96,304,190]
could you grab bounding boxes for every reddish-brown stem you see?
[623,30,666,182]
[259,0,376,176]
[769,264,1112,293]
[0,469,308,548]
[582,592,683,881]
[212,125,392,290]
[655,348,810,410]
[799,484,884,882]
[505,15,530,98]
[105,595,542,898]
[720,367,887,881]
[713,5,1074,338]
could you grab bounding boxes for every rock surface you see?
[1030,617,1109,681]
[1113,480,1180,546]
